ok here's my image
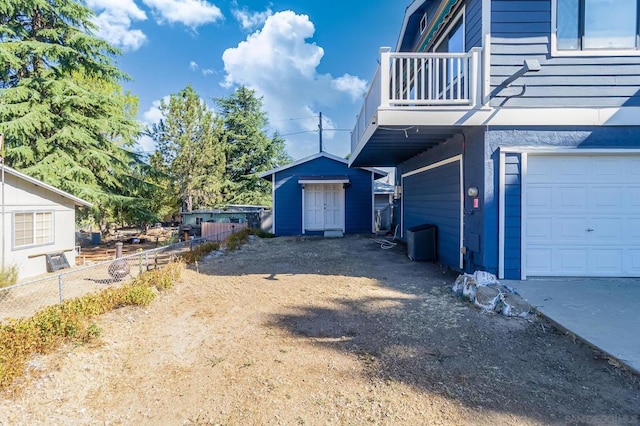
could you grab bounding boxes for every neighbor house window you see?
[557,0,639,50]
[14,212,53,248]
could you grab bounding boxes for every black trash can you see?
[406,223,437,261]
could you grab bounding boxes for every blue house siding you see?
[490,0,640,107]
[273,173,302,236]
[503,153,522,279]
[465,0,483,49]
[270,156,374,236]
[403,162,461,269]
[399,128,486,272]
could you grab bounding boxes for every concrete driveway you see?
[505,278,640,375]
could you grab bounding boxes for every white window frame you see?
[13,211,54,249]
[551,0,640,57]
[420,12,428,34]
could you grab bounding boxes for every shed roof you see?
[259,152,387,180]
[4,166,93,207]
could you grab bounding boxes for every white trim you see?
[373,106,640,127]
[433,6,465,52]
[458,155,464,269]
[402,155,461,178]
[481,0,491,103]
[342,185,346,234]
[271,174,276,235]
[498,147,640,155]
[550,0,640,57]
[400,154,464,269]
[301,184,305,235]
[298,179,349,184]
[371,172,375,234]
[520,152,528,280]
[498,150,505,279]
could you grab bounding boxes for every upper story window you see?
[556,0,639,51]
[419,13,428,34]
[14,211,53,248]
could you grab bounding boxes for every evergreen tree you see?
[0,0,147,230]
[148,85,226,213]
[215,86,290,206]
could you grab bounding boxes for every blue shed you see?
[259,152,387,236]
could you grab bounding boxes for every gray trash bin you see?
[406,223,437,261]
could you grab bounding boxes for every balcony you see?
[350,47,484,167]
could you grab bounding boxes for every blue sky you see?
[86,0,406,160]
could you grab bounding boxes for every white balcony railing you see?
[352,47,483,152]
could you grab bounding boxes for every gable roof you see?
[4,166,93,207]
[259,152,388,180]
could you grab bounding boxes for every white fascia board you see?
[376,106,640,127]
[298,179,349,184]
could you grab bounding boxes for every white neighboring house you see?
[0,166,92,280]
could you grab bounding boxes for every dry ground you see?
[1,235,639,425]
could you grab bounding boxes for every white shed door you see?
[525,154,640,277]
[304,183,345,232]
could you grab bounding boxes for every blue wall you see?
[272,156,374,236]
[490,0,640,107]
[398,128,486,272]
[485,126,640,279]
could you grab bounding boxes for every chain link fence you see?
[0,228,241,323]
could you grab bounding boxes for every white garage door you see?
[525,154,640,277]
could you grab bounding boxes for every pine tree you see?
[215,86,290,206]
[148,85,226,213]
[0,0,148,230]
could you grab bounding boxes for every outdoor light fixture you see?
[467,187,479,198]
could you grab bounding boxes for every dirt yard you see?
[2,235,639,425]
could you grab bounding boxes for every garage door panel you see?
[591,217,623,240]
[525,154,640,277]
[628,187,640,209]
[527,187,553,211]
[555,248,590,272]
[556,186,588,211]
[590,249,623,273]
[526,248,553,273]
[557,217,590,242]
[625,250,640,273]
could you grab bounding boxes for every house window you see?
[195,217,203,225]
[420,13,428,34]
[556,0,639,50]
[14,212,53,248]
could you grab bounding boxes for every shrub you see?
[0,261,183,389]
[181,241,221,264]
[0,264,18,289]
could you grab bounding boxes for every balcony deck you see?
[350,47,484,167]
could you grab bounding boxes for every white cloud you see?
[142,0,223,27]
[189,61,199,70]
[221,11,368,158]
[331,74,368,102]
[201,68,215,76]
[87,0,147,50]
[142,97,168,124]
[232,6,272,31]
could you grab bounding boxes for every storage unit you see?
[406,223,437,261]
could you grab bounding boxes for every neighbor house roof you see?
[259,152,388,180]
[4,166,93,207]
